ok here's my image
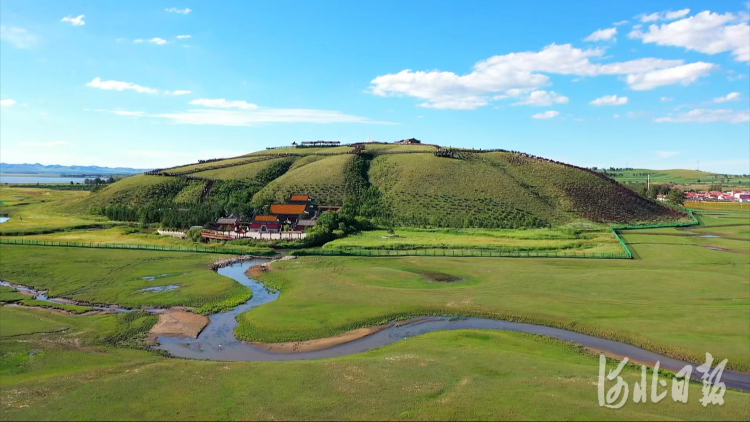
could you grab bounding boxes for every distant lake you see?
[0,175,89,184]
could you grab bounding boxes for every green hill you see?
[78,144,687,228]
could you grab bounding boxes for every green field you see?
[0,210,748,420]
[0,245,243,310]
[605,169,750,185]
[0,187,110,234]
[323,227,624,255]
[239,215,749,370]
[12,226,273,254]
[1,306,748,420]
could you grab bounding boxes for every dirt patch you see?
[423,271,464,283]
[148,309,209,341]
[251,322,395,353]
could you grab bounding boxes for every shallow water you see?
[0,280,139,313]
[700,234,720,238]
[141,285,179,293]
[0,217,9,224]
[0,175,88,184]
[153,261,750,391]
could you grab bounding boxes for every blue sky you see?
[1,1,748,173]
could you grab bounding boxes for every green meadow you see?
[0,187,110,235]
[0,245,243,310]
[323,227,624,255]
[1,306,748,421]
[0,206,747,420]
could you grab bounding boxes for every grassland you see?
[240,215,749,370]
[323,227,624,255]
[606,169,743,184]
[0,245,245,310]
[0,210,748,420]
[1,305,748,420]
[0,187,110,235]
[12,226,273,254]
[687,201,750,211]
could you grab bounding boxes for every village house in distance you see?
[201,194,341,240]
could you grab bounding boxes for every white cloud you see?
[531,110,559,119]
[0,99,16,106]
[639,9,691,22]
[189,98,259,110]
[713,92,741,103]
[613,114,620,118]
[613,20,629,26]
[166,7,191,14]
[101,109,147,117]
[85,77,159,94]
[369,43,693,109]
[176,35,191,39]
[0,26,38,48]
[655,108,750,123]
[61,15,85,26]
[512,90,569,106]
[660,97,674,101]
[165,90,192,96]
[630,11,750,61]
[155,108,391,126]
[19,141,72,147]
[584,28,617,42]
[626,62,715,90]
[134,38,168,45]
[590,95,629,106]
[655,150,679,158]
[102,105,392,126]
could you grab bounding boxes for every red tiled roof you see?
[254,215,278,222]
[270,204,307,215]
[290,194,310,201]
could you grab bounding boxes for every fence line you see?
[0,238,258,255]
[293,248,630,259]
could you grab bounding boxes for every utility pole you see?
[647,174,650,191]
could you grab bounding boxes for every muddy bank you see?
[251,323,394,353]
[149,308,209,341]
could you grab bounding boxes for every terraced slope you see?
[252,154,355,206]
[369,153,563,228]
[483,153,684,223]
[81,175,194,207]
[192,157,297,181]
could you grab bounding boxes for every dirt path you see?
[149,309,209,341]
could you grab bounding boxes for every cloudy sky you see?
[1,1,749,173]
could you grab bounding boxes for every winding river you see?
[153,260,750,391]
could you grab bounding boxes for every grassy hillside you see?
[252,154,355,206]
[192,157,297,181]
[370,153,564,227]
[76,144,687,228]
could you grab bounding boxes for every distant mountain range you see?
[0,163,150,175]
